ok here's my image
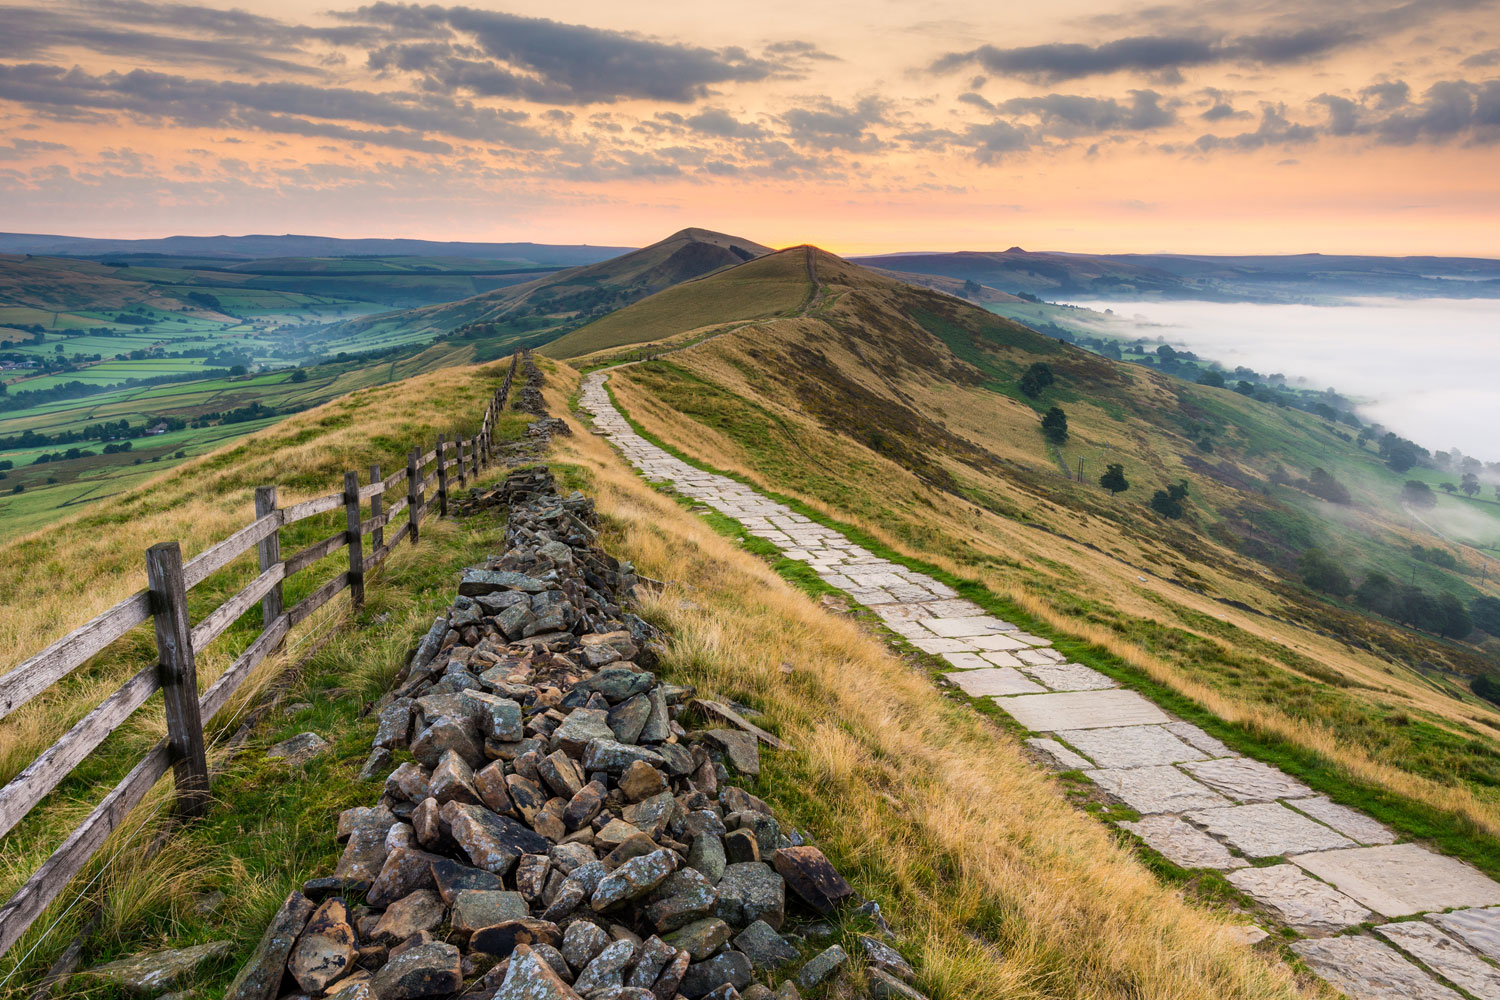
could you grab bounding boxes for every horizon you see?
[1,0,1498,256]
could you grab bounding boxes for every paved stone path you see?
[580,369,1500,1000]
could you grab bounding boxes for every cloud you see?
[684,108,766,138]
[0,137,69,160]
[344,3,780,104]
[934,26,1358,82]
[995,89,1177,132]
[779,97,887,150]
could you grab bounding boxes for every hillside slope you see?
[586,246,1500,849]
[328,228,772,347]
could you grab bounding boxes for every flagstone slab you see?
[1084,765,1230,814]
[920,616,1016,638]
[943,667,1045,697]
[1377,921,1500,1000]
[1432,908,1500,962]
[1119,814,1247,870]
[978,651,1024,668]
[1292,935,1464,999]
[1020,663,1116,691]
[1187,802,1354,857]
[1180,757,1313,802]
[1026,738,1093,771]
[1056,725,1206,768]
[1288,797,1397,846]
[997,689,1171,731]
[1226,864,1373,933]
[968,634,1030,652]
[1162,721,1235,758]
[940,652,990,671]
[910,637,977,655]
[1292,844,1500,917]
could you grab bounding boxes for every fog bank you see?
[1072,297,1500,459]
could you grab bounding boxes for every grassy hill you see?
[579,246,1500,853]
[327,228,773,349]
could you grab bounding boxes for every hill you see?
[855,248,1500,301]
[0,232,630,264]
[328,228,772,349]
[583,246,1500,859]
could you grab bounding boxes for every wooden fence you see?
[0,350,523,958]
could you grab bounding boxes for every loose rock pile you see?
[483,353,572,476]
[227,464,925,1000]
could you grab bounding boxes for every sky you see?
[0,0,1497,254]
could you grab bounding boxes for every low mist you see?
[1071,297,1500,460]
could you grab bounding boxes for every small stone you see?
[574,938,637,993]
[375,701,414,749]
[517,854,552,902]
[654,949,691,998]
[564,918,612,971]
[565,781,608,831]
[429,749,481,805]
[733,921,798,970]
[430,857,504,904]
[679,950,753,999]
[605,831,660,870]
[555,708,617,755]
[859,935,915,982]
[716,863,785,930]
[626,935,677,988]
[772,847,853,916]
[288,898,357,993]
[578,665,655,703]
[357,745,392,780]
[367,847,441,907]
[622,790,678,839]
[465,691,526,742]
[475,761,516,815]
[385,762,432,803]
[664,918,733,961]
[592,849,678,911]
[470,918,565,958]
[583,738,666,774]
[507,773,548,822]
[443,801,550,875]
[452,890,529,936]
[645,869,719,932]
[370,940,462,999]
[371,889,444,943]
[724,829,760,864]
[224,891,314,1000]
[81,941,233,995]
[620,761,668,802]
[705,730,760,778]
[493,944,585,1000]
[688,834,727,885]
[539,750,586,799]
[795,944,848,990]
[868,967,928,999]
[411,715,484,770]
[267,732,328,765]
[608,693,653,744]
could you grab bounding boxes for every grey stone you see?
[996,689,1171,731]
[592,849,678,911]
[573,939,637,993]
[493,944,585,1000]
[411,715,484,770]
[1084,766,1229,814]
[1025,738,1092,770]
[288,898,356,993]
[1225,864,1373,934]
[706,730,761,778]
[1161,721,1235,758]
[443,801,550,875]
[1291,935,1462,1000]
[795,944,847,990]
[646,869,719,932]
[859,935,915,982]
[1119,815,1247,870]
[1287,796,1397,846]
[452,890,529,935]
[1184,802,1355,857]
[608,693,653,744]
[689,833,728,885]
[942,667,1044,697]
[583,738,666,774]
[431,858,505,904]
[679,950,753,999]
[868,967,928,999]
[371,889,444,943]
[1292,844,1500,918]
[626,935,677,988]
[1179,757,1312,803]
[81,941,233,995]
[1432,907,1500,962]
[464,691,525,742]
[375,701,413,749]
[716,863,785,930]
[1055,726,1206,769]
[564,918,612,971]
[665,917,734,961]
[1378,921,1500,1000]
[357,745,393,780]
[1019,662,1116,691]
[772,846,853,915]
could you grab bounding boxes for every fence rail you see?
[0,350,523,959]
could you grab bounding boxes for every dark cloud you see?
[960,120,1034,162]
[0,137,69,159]
[684,108,767,138]
[0,63,546,152]
[1465,48,1500,67]
[995,89,1177,132]
[1361,80,1412,109]
[934,26,1358,82]
[779,97,887,150]
[344,3,779,104]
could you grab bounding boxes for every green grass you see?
[595,372,1500,883]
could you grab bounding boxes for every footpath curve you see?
[580,368,1500,1000]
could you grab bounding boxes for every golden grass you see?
[543,369,1324,1000]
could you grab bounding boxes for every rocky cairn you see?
[227,466,922,1000]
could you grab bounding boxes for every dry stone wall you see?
[224,460,923,1000]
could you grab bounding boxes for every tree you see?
[1306,468,1351,504]
[1402,480,1437,508]
[1235,380,1255,395]
[289,369,308,383]
[1438,592,1473,638]
[1040,406,1068,443]
[1019,362,1055,398]
[1472,595,1500,635]
[1461,473,1481,497]
[1299,548,1352,596]
[1442,482,1458,493]
[1099,463,1130,495]
[1196,369,1226,388]
[1150,481,1189,519]
[1386,441,1421,473]
[1356,572,1398,617]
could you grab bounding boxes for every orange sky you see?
[1,0,1497,255]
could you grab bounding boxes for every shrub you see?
[1299,548,1352,596]
[1018,363,1055,398]
[1099,463,1130,495]
[1150,481,1189,519]
[1040,406,1068,444]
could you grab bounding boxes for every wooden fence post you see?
[457,438,468,490]
[369,464,383,550]
[345,472,364,609]
[145,542,210,818]
[436,436,449,517]
[407,447,421,546]
[471,435,481,478]
[254,485,282,628]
